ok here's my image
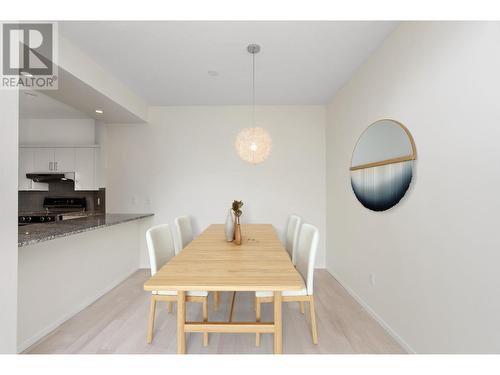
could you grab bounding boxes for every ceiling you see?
[59,21,398,106]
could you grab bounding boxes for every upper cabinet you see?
[74,148,96,191]
[54,148,76,172]
[31,147,76,173]
[19,145,101,191]
[19,148,48,191]
[32,147,55,173]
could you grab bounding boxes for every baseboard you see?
[325,269,416,354]
[18,266,139,353]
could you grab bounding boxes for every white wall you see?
[0,89,19,353]
[326,22,500,353]
[19,118,96,145]
[105,106,326,268]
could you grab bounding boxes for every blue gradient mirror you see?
[350,119,416,211]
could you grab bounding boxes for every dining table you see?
[143,223,305,354]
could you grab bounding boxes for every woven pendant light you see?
[235,126,272,164]
[235,44,272,164]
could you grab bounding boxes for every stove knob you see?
[20,216,26,222]
[40,217,45,222]
[26,216,32,222]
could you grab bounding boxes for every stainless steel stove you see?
[18,197,87,226]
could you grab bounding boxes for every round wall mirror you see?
[350,119,417,211]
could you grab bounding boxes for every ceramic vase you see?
[224,208,234,242]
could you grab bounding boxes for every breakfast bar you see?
[17,213,154,352]
[18,213,154,247]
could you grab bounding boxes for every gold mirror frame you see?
[350,119,417,171]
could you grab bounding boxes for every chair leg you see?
[214,291,220,311]
[309,296,318,344]
[300,301,305,314]
[203,298,209,347]
[255,296,261,347]
[147,296,156,344]
[167,301,173,313]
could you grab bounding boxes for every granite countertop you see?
[18,213,154,247]
[18,210,96,216]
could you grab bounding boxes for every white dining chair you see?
[146,224,209,346]
[285,214,302,265]
[174,215,221,311]
[255,223,319,346]
[286,215,306,313]
[174,216,194,254]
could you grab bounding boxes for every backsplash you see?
[19,181,105,213]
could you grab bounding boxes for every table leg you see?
[274,291,282,354]
[177,291,186,354]
[202,297,208,347]
[229,291,237,322]
[214,291,220,311]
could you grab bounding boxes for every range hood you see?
[26,172,75,183]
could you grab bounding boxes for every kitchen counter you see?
[18,213,154,247]
[18,212,153,351]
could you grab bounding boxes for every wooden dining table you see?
[143,223,305,354]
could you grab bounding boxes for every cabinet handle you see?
[55,161,58,171]
[49,162,53,171]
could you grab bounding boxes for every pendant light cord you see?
[252,51,255,126]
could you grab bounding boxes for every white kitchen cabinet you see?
[74,148,96,191]
[18,148,48,191]
[18,145,101,191]
[54,148,75,172]
[32,147,75,173]
[94,147,103,189]
[33,147,55,172]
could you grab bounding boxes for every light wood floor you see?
[25,269,405,354]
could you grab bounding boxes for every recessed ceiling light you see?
[24,91,37,97]
[20,71,33,77]
[208,70,219,77]
[95,109,103,114]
